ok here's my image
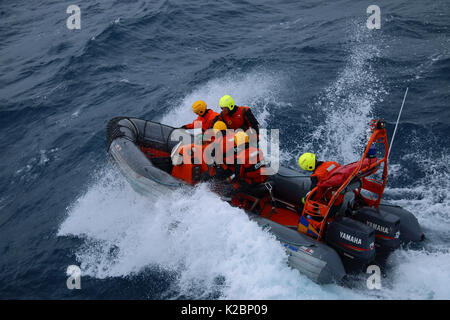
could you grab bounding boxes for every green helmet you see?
[219,95,235,111]
[298,153,316,171]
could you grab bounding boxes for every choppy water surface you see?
[1,0,449,299]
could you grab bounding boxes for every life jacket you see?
[234,144,267,185]
[311,161,340,182]
[184,109,219,132]
[311,158,379,206]
[217,106,251,131]
[203,132,235,177]
[171,143,208,184]
[310,161,340,203]
[318,157,378,189]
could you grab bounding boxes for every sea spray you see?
[59,166,360,299]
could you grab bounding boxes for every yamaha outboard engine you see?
[353,207,401,251]
[326,217,376,272]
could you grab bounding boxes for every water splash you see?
[58,166,363,299]
[385,147,450,234]
[160,71,285,129]
[303,23,387,164]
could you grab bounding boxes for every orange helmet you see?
[192,100,207,116]
[213,121,227,133]
[234,131,249,146]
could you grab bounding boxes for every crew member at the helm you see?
[298,152,340,190]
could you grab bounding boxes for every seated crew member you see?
[181,100,219,132]
[297,152,340,203]
[224,132,267,197]
[213,95,259,135]
[201,121,235,181]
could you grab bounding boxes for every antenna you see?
[387,87,408,163]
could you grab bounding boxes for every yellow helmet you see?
[219,95,235,111]
[213,121,227,133]
[298,153,316,171]
[192,100,207,115]
[234,131,249,146]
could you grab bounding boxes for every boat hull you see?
[106,117,424,284]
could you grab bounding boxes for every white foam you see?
[59,167,361,299]
[385,147,449,228]
[300,24,387,164]
[378,249,450,299]
[159,71,284,129]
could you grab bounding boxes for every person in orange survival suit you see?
[200,121,236,183]
[171,142,208,185]
[297,152,340,204]
[222,131,268,199]
[213,95,259,138]
[181,100,219,132]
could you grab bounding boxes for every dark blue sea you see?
[0,0,449,299]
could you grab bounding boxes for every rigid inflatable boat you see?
[106,117,424,284]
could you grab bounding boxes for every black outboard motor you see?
[326,217,376,272]
[353,207,401,251]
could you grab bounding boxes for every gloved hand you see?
[226,174,236,183]
[301,197,305,204]
[180,125,187,129]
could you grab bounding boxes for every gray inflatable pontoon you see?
[106,117,424,284]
